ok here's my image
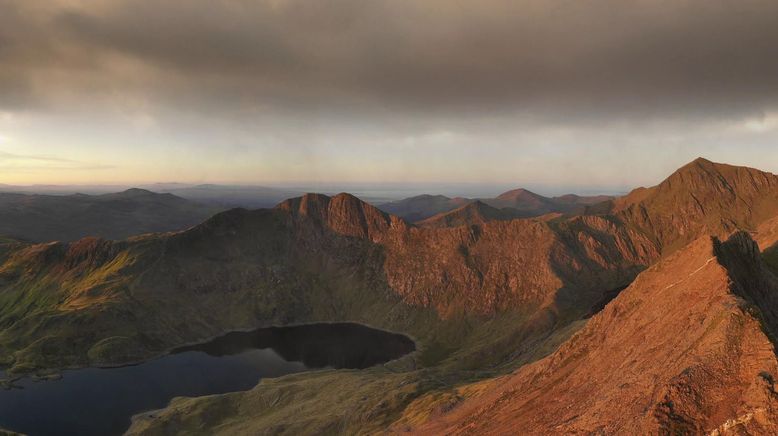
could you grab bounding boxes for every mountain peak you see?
[495,188,543,201]
[488,188,552,212]
[418,199,513,228]
[277,192,392,240]
[673,156,723,175]
[276,193,330,216]
[670,157,774,181]
[613,160,778,252]
[691,156,714,165]
[118,188,156,196]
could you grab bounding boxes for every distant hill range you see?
[144,184,303,209]
[0,188,222,242]
[378,188,613,225]
[0,183,303,209]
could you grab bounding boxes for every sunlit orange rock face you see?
[611,157,778,252]
[413,232,778,434]
[274,158,778,320]
[282,160,778,319]
[278,193,658,317]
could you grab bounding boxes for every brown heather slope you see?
[610,157,778,253]
[413,232,778,434]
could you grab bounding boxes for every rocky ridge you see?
[413,232,778,434]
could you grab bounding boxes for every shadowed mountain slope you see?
[755,215,778,273]
[0,189,222,242]
[413,232,778,434]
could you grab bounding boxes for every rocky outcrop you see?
[277,193,658,317]
[278,193,396,241]
[381,215,657,316]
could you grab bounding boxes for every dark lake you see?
[0,323,415,436]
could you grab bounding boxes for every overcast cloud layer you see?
[1,0,778,190]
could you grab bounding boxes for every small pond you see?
[0,322,415,436]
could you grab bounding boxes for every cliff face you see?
[277,193,397,241]
[275,193,658,317]
[382,214,657,317]
[414,232,778,434]
[272,191,657,317]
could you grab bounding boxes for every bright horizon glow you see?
[2,114,777,194]
[2,1,778,194]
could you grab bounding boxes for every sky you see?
[1,0,778,195]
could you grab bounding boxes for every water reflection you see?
[0,323,415,436]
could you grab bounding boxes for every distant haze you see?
[1,1,777,191]
[0,181,600,204]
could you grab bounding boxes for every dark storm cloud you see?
[2,0,778,120]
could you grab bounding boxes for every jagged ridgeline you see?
[3,158,778,434]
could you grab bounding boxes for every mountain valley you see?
[3,159,778,434]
